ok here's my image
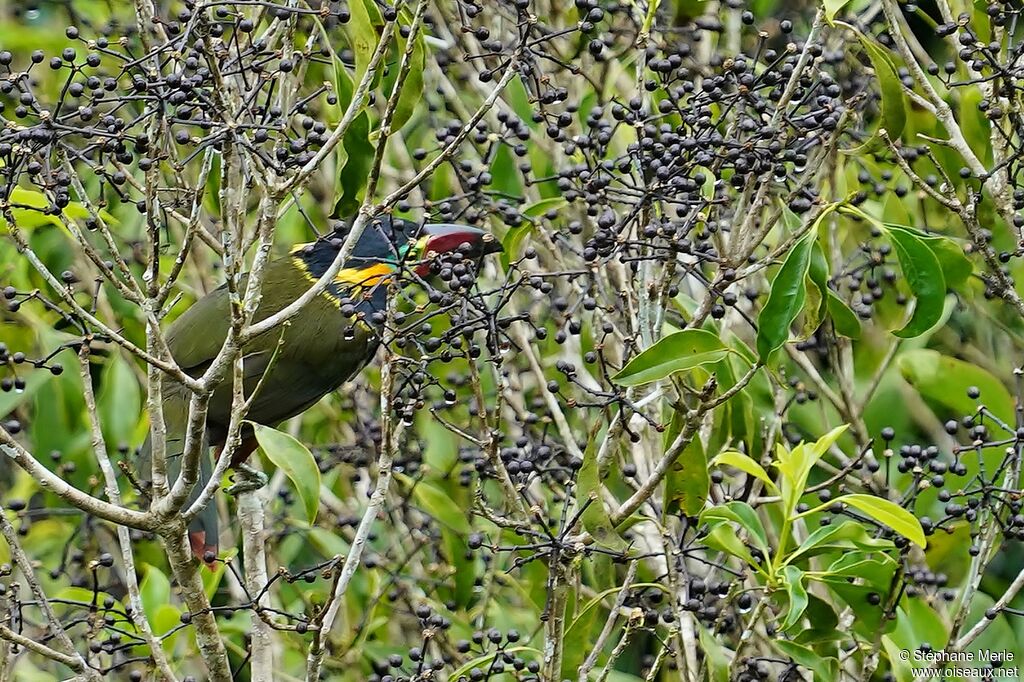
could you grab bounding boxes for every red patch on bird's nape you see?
[188,531,219,569]
[189,530,207,559]
[414,231,480,276]
[425,231,478,256]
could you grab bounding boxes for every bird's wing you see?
[165,283,233,375]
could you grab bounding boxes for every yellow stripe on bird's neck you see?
[334,262,394,287]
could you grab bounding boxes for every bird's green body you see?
[149,252,381,558]
[163,259,380,444]
[138,218,499,561]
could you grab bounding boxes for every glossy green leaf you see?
[793,595,840,644]
[578,439,627,551]
[786,520,893,565]
[756,233,815,361]
[664,434,709,517]
[347,0,378,83]
[799,241,830,339]
[825,291,862,339]
[823,0,853,22]
[885,223,973,287]
[334,110,374,219]
[777,425,849,517]
[855,33,906,143]
[523,197,568,219]
[898,349,1013,423]
[251,422,321,524]
[490,144,523,198]
[835,494,925,547]
[448,647,542,679]
[703,520,759,570]
[773,639,839,682]
[817,554,898,637]
[885,225,945,337]
[390,17,425,132]
[613,329,730,386]
[501,198,566,269]
[331,57,374,218]
[710,450,778,494]
[702,501,769,555]
[781,565,808,631]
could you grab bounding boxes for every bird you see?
[137,216,502,561]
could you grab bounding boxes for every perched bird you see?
[138,217,501,560]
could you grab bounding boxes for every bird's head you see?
[291,216,502,308]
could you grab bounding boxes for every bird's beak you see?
[421,223,503,258]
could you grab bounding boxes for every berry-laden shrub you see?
[0,0,1022,680]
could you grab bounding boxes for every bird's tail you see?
[136,414,219,564]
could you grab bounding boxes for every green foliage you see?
[756,229,816,361]
[3,1,1023,681]
[612,329,730,386]
[251,422,321,524]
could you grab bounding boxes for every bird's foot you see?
[226,463,269,495]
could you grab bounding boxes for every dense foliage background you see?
[1,0,1024,680]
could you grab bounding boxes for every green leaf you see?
[823,0,853,22]
[777,425,849,517]
[825,291,862,339]
[883,599,949,682]
[898,349,1014,424]
[501,198,566,270]
[97,357,142,447]
[773,639,839,682]
[578,439,627,551]
[756,233,815,361]
[613,329,730,386]
[703,520,759,570]
[786,520,894,565]
[834,493,926,548]
[250,422,321,524]
[308,526,350,557]
[329,54,374,218]
[799,241,830,339]
[390,20,425,132]
[523,197,568,219]
[346,0,379,83]
[817,554,898,637]
[334,110,374,218]
[699,625,731,682]
[448,647,542,679]
[490,144,523,198]
[793,595,840,644]
[709,450,778,494]
[781,565,808,631]
[884,223,973,287]
[884,225,946,337]
[664,434,709,517]
[854,33,907,143]
[702,502,769,556]
[402,476,471,535]
[140,564,170,628]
